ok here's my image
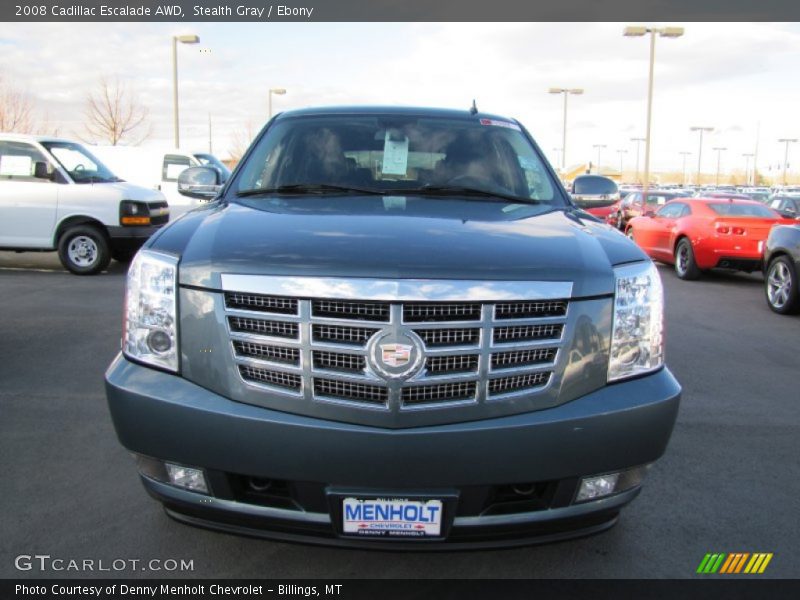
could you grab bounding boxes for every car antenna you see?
[470,99,478,115]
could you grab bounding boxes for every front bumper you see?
[105,355,681,548]
[106,225,164,253]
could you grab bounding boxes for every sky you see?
[2,21,800,178]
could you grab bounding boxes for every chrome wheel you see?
[767,260,792,310]
[67,235,99,267]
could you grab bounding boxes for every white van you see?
[0,134,169,275]
[90,146,214,219]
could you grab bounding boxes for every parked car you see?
[626,198,790,280]
[767,195,800,220]
[606,190,685,230]
[0,134,168,274]
[105,106,680,548]
[90,145,213,219]
[763,224,800,314]
[569,174,620,219]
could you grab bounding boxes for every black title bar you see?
[4,0,800,22]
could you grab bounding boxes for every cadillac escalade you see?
[105,106,681,548]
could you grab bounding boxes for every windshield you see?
[708,202,778,218]
[41,141,119,184]
[236,114,560,204]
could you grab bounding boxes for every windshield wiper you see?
[398,185,542,205]
[237,184,386,197]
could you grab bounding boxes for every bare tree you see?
[83,76,150,145]
[0,75,35,133]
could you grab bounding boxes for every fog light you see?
[575,465,650,503]
[576,473,620,502]
[165,463,209,494]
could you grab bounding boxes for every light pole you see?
[778,138,797,186]
[548,87,584,172]
[690,126,713,186]
[552,147,562,169]
[172,34,200,149]
[679,151,691,186]
[616,149,627,178]
[593,144,606,174]
[630,137,645,183]
[624,25,684,199]
[742,153,754,186]
[268,88,287,119]
[712,147,727,186]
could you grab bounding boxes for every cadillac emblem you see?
[366,329,425,380]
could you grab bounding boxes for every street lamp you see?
[172,34,200,149]
[742,153,754,186]
[690,126,714,186]
[630,137,646,183]
[548,87,584,171]
[778,138,797,186]
[593,144,606,174]
[552,147,562,169]
[624,25,684,197]
[712,147,727,186]
[679,151,691,186]
[616,149,628,178]
[268,88,287,119]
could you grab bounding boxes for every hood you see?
[155,195,648,298]
[98,181,166,203]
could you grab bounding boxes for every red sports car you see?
[626,198,791,280]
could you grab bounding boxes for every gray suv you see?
[105,106,680,548]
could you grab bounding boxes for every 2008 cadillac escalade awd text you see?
[105,106,681,548]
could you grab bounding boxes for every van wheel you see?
[58,225,111,275]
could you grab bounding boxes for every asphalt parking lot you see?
[1,251,798,579]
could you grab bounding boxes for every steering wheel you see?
[73,164,86,172]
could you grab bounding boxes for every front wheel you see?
[57,225,111,275]
[765,256,799,314]
[674,239,701,280]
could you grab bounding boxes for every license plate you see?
[342,497,443,538]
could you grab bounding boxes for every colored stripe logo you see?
[697,553,773,574]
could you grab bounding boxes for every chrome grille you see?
[312,300,389,322]
[403,382,477,405]
[415,328,480,347]
[312,351,366,374]
[491,348,557,370]
[426,354,479,374]
[239,365,301,390]
[314,378,388,405]
[222,275,571,411]
[312,324,379,345]
[495,301,567,319]
[234,341,300,365]
[225,292,298,315]
[488,372,550,396]
[404,302,482,322]
[493,324,563,343]
[229,316,299,339]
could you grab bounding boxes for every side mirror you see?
[177,166,223,200]
[33,161,51,180]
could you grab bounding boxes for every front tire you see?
[674,238,701,280]
[765,256,799,314]
[57,225,111,275]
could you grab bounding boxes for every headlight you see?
[608,261,664,382]
[123,250,179,372]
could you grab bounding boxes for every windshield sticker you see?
[480,118,521,131]
[381,131,409,176]
[0,154,33,177]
